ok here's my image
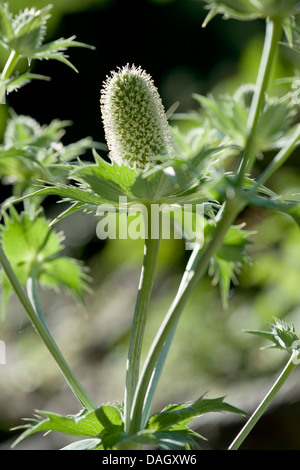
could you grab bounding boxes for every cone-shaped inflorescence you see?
[100,64,174,170]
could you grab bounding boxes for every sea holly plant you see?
[1,0,300,451]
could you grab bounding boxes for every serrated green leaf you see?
[12,409,104,447]
[13,404,124,449]
[5,72,50,93]
[32,35,95,57]
[28,35,95,72]
[70,153,137,203]
[147,395,245,432]
[1,184,113,214]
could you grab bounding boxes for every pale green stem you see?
[255,125,300,188]
[237,17,282,184]
[26,277,50,333]
[228,350,299,450]
[129,198,244,433]
[0,245,97,411]
[124,205,160,432]
[1,50,20,80]
[237,125,300,206]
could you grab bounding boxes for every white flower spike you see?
[100,64,174,170]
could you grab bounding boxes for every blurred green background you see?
[1,0,300,450]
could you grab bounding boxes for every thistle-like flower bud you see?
[202,0,300,22]
[100,64,174,170]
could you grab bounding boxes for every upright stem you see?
[1,50,19,80]
[129,198,244,433]
[237,17,282,184]
[124,205,160,432]
[0,245,97,411]
[228,351,299,450]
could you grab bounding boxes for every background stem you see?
[125,205,160,432]
[0,245,96,411]
[228,352,299,450]
[237,18,282,183]
[1,50,19,80]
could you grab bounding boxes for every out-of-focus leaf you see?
[193,86,296,152]
[0,208,90,314]
[207,222,254,308]
[0,113,103,203]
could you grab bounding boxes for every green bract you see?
[201,0,300,23]
[246,318,300,354]
[100,64,175,170]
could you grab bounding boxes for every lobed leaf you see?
[13,404,124,449]
[147,395,245,432]
[5,72,50,94]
